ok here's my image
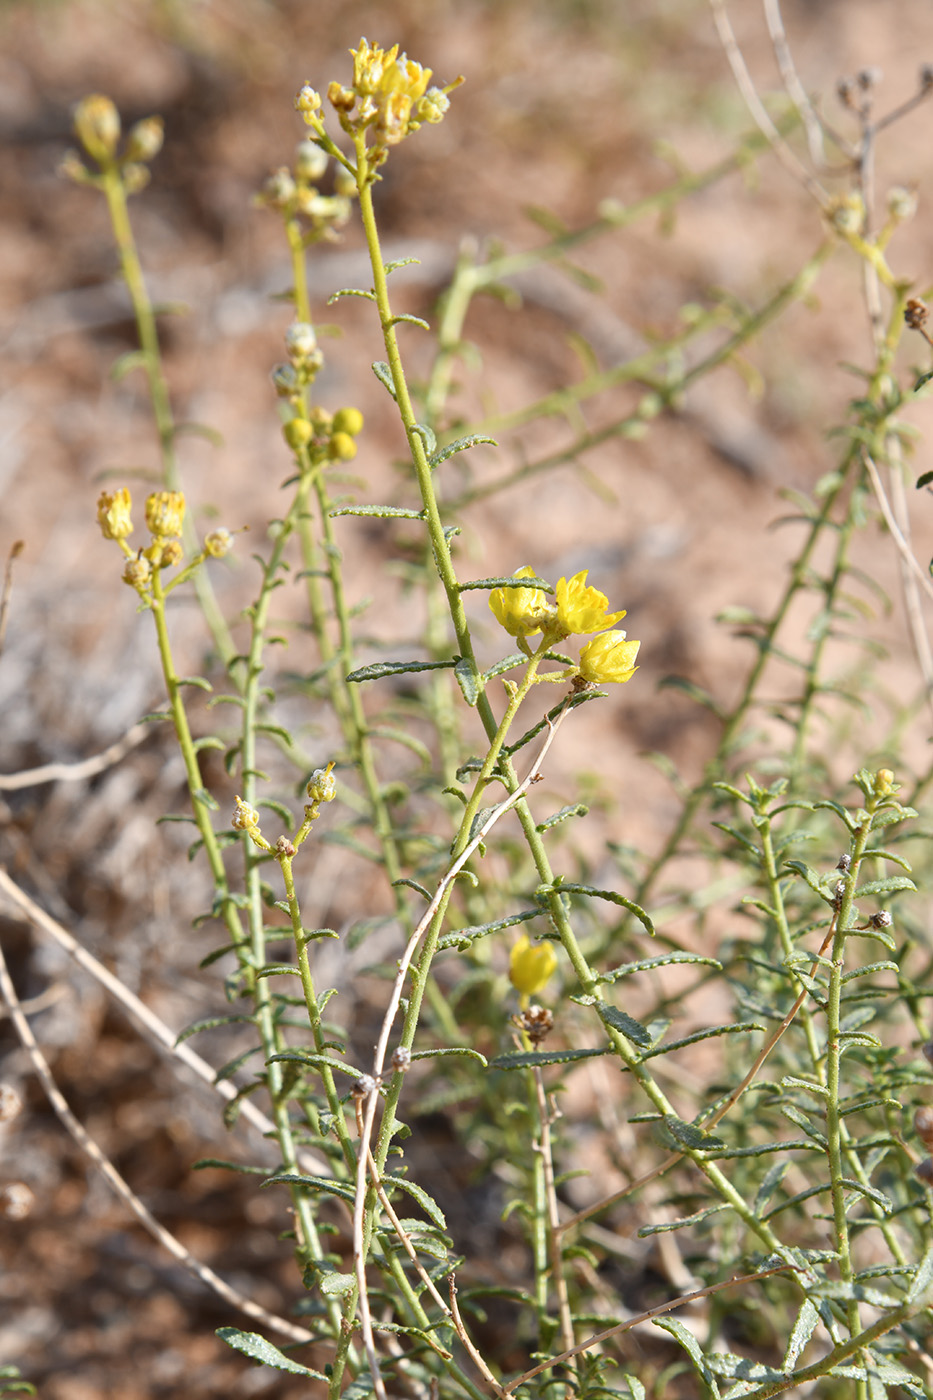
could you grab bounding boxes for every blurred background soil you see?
[4,1,933,1395]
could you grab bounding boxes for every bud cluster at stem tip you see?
[294,37,460,165]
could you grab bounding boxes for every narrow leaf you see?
[215,1328,325,1378]
[346,658,457,683]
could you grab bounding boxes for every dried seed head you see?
[517,1004,555,1045]
[887,186,918,223]
[275,835,297,859]
[868,910,893,930]
[0,1182,34,1221]
[923,1041,933,1067]
[906,298,929,330]
[916,1156,933,1185]
[204,528,233,559]
[391,1046,412,1073]
[0,1084,22,1124]
[857,66,883,90]
[921,64,933,92]
[836,854,851,873]
[352,1074,378,1099]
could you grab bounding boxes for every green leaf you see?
[599,952,722,983]
[638,1202,729,1236]
[660,1115,726,1152]
[265,1173,356,1204]
[536,803,589,832]
[651,1318,722,1399]
[175,1013,255,1044]
[371,360,397,398]
[390,313,430,330]
[346,658,457,683]
[853,876,916,897]
[215,1046,264,1081]
[641,1021,763,1061]
[906,1243,933,1308]
[658,674,724,719]
[410,1047,488,1067]
[384,257,420,275]
[176,675,213,691]
[268,1050,360,1079]
[548,882,654,936]
[392,877,431,900]
[458,574,552,593]
[482,653,527,684]
[437,909,538,951]
[320,1271,356,1296]
[329,286,377,302]
[595,1000,651,1048]
[783,1297,820,1370]
[382,1173,447,1230]
[491,1047,610,1070]
[193,1157,268,1176]
[429,434,498,469]
[110,349,149,381]
[215,1328,325,1378]
[454,655,481,706]
[330,504,425,519]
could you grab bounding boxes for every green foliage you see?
[64,32,933,1400]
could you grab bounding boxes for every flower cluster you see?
[61,95,164,196]
[96,488,233,592]
[254,137,354,242]
[489,567,640,685]
[295,38,458,164]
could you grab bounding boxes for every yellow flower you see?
[489,566,554,638]
[145,491,185,539]
[97,488,133,540]
[509,934,558,997]
[351,38,399,97]
[578,631,640,685]
[555,571,626,637]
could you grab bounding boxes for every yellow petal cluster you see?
[97,488,133,540]
[145,491,186,539]
[578,631,640,685]
[555,571,626,636]
[489,567,554,638]
[509,934,558,997]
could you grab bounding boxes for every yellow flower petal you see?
[489,567,554,638]
[509,934,558,996]
[578,631,640,684]
[555,571,626,636]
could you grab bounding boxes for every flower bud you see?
[295,83,323,115]
[231,796,260,831]
[97,488,133,540]
[295,139,328,182]
[284,418,313,450]
[121,163,151,197]
[285,321,318,361]
[307,764,337,804]
[887,186,917,223]
[827,192,866,236]
[123,554,152,590]
[328,431,357,461]
[204,528,233,558]
[271,363,300,398]
[145,490,185,539]
[262,167,297,208]
[124,116,164,164]
[332,407,364,437]
[73,94,121,164]
[417,88,450,124]
[328,82,356,114]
